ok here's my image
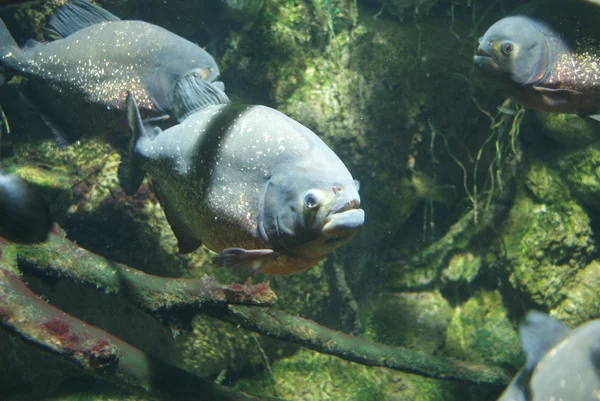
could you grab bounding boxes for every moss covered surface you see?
[234,349,467,401]
[443,290,523,369]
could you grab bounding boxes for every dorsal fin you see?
[44,0,120,40]
[519,311,570,372]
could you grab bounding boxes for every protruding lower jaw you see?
[322,208,365,235]
[474,47,501,73]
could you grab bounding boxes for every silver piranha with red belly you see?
[119,92,365,276]
[0,0,229,146]
[475,0,600,120]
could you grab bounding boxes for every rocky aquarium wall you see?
[0,0,598,400]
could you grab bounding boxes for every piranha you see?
[497,311,600,401]
[119,92,365,276]
[0,171,52,244]
[0,0,229,147]
[474,0,600,120]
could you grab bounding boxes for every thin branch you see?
[0,266,282,401]
[208,304,512,386]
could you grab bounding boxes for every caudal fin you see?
[0,19,27,80]
[44,0,120,40]
[118,92,147,196]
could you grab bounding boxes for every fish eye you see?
[304,192,319,208]
[501,42,514,56]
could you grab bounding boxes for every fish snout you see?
[323,196,364,236]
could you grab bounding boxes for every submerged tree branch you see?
[0,266,282,401]
[15,226,277,315]
[209,305,513,386]
[11,225,512,387]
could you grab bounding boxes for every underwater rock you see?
[178,315,270,378]
[443,290,523,369]
[533,111,600,147]
[441,252,481,286]
[555,143,600,212]
[364,291,452,353]
[500,184,594,308]
[551,260,600,327]
[234,348,463,401]
[525,158,571,205]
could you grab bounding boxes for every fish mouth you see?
[473,47,501,73]
[322,199,364,236]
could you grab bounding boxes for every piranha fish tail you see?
[118,92,147,196]
[0,19,27,85]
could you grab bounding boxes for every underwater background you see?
[0,0,599,400]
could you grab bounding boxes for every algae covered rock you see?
[500,186,594,308]
[441,252,481,286]
[364,290,452,353]
[551,260,600,327]
[533,112,600,147]
[234,349,461,401]
[555,143,600,211]
[443,290,523,369]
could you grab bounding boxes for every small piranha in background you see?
[474,0,600,120]
[0,0,230,147]
[119,91,365,276]
[0,171,52,244]
[497,310,600,401]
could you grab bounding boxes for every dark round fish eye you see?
[501,42,514,55]
[304,193,318,208]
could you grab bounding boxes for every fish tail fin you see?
[44,0,120,40]
[118,92,147,196]
[0,19,27,82]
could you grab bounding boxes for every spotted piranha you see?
[0,0,229,147]
[475,0,600,120]
[497,310,600,401]
[119,91,365,275]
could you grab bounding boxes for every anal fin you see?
[18,90,79,147]
[152,180,202,254]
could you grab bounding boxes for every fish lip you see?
[322,207,365,235]
[474,46,501,73]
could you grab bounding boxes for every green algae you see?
[500,185,594,308]
[234,349,461,401]
[362,290,452,353]
[555,143,600,211]
[443,290,523,369]
[533,111,600,147]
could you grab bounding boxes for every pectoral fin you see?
[533,85,581,107]
[218,248,276,273]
